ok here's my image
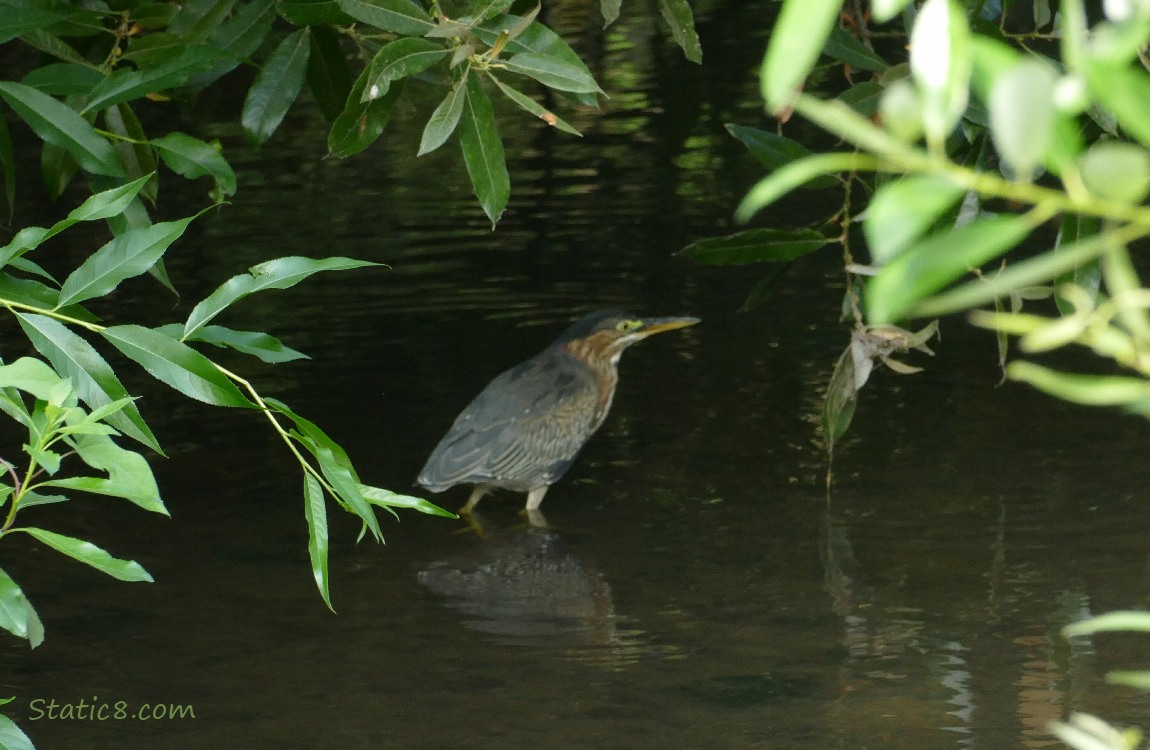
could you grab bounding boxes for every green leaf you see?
[761,0,842,112]
[57,214,199,308]
[679,229,829,265]
[158,323,308,363]
[184,256,381,339]
[0,115,13,222]
[470,0,516,22]
[501,52,603,94]
[909,0,972,147]
[837,79,884,117]
[0,357,66,402]
[458,75,510,227]
[1106,671,1150,689]
[278,0,355,25]
[0,81,124,177]
[0,2,70,44]
[871,0,914,23]
[0,713,36,750]
[307,24,353,122]
[1007,362,1150,414]
[825,26,888,72]
[419,77,467,156]
[822,345,859,456]
[724,123,837,187]
[22,62,105,96]
[359,485,458,518]
[104,104,158,203]
[600,0,622,27]
[1078,141,1150,203]
[16,313,161,453]
[80,45,226,114]
[735,152,872,223]
[360,37,448,102]
[865,215,1036,324]
[336,0,434,35]
[473,15,598,105]
[1064,610,1150,637]
[242,28,311,147]
[152,132,237,197]
[17,527,153,582]
[988,58,1058,181]
[264,397,361,480]
[303,473,333,611]
[0,566,44,648]
[101,325,256,408]
[657,0,702,63]
[327,70,404,158]
[488,73,581,136]
[39,433,166,515]
[864,174,966,264]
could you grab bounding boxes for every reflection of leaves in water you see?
[682,673,813,709]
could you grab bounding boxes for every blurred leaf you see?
[40,433,166,515]
[307,24,353,121]
[825,26,888,72]
[837,79,884,117]
[761,0,841,111]
[16,313,161,453]
[502,52,603,94]
[736,153,870,223]
[101,325,257,408]
[1054,214,1101,315]
[1049,713,1141,750]
[871,0,914,23]
[864,174,966,264]
[58,214,199,308]
[1078,141,1150,203]
[1064,611,1150,636]
[242,28,311,147]
[336,0,434,34]
[600,0,622,26]
[866,215,1035,324]
[152,132,237,197]
[328,69,404,158]
[738,263,793,312]
[360,485,457,518]
[17,527,153,582]
[679,229,829,265]
[418,76,467,156]
[1084,62,1150,151]
[1106,671,1150,689]
[360,38,448,102]
[458,74,509,227]
[488,73,581,136]
[303,473,333,611]
[80,45,226,113]
[0,82,123,177]
[658,0,702,63]
[0,566,42,648]
[184,256,381,339]
[724,124,837,189]
[988,58,1057,181]
[909,0,972,146]
[157,323,308,363]
[1007,362,1150,413]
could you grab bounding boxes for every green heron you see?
[417,310,700,515]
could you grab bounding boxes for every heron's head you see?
[554,310,700,363]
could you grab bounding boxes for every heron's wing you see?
[417,351,600,491]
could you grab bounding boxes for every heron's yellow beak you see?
[637,316,701,337]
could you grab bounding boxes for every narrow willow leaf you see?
[16,313,161,452]
[101,325,256,408]
[822,346,859,456]
[724,124,836,187]
[0,357,66,401]
[360,38,448,103]
[57,214,198,308]
[837,80,884,117]
[872,0,914,23]
[910,0,972,147]
[242,28,311,147]
[184,256,381,339]
[336,0,435,34]
[0,82,124,177]
[0,713,37,750]
[278,0,354,25]
[458,75,510,227]
[152,132,237,197]
[865,215,1036,324]
[39,433,166,515]
[1054,213,1101,315]
[471,0,516,22]
[1007,362,1150,412]
[501,52,603,93]
[735,153,873,223]
[864,174,966,264]
[679,229,829,265]
[0,566,44,647]
[328,70,404,158]
[264,397,361,482]
[103,104,158,203]
[473,15,597,95]
[657,0,702,63]
[600,0,622,26]
[303,473,333,611]
[0,2,69,44]
[989,58,1057,181]
[359,485,457,518]
[761,0,842,112]
[157,323,308,363]
[18,527,153,582]
[825,26,888,72]
[1106,671,1150,689]
[309,438,382,542]
[487,73,580,135]
[419,78,467,156]
[80,45,226,113]
[307,24,353,122]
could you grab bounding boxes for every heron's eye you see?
[615,319,642,332]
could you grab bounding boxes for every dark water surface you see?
[6,3,1150,748]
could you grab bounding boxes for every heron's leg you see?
[524,485,549,511]
[460,486,488,514]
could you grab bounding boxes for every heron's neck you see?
[562,339,621,426]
